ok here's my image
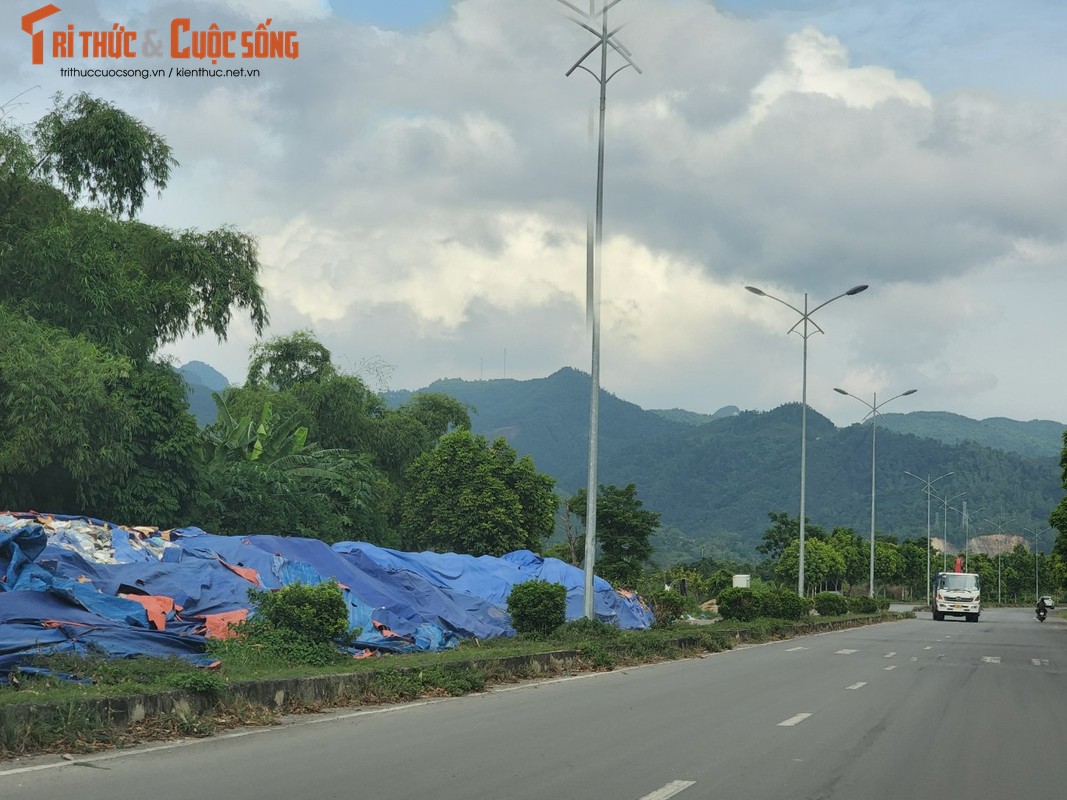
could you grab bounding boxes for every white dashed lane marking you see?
[981,656,1001,664]
[778,713,813,727]
[846,682,867,690]
[638,780,696,800]
[785,646,809,652]
[884,665,897,671]
[1031,658,1049,666]
[835,649,858,655]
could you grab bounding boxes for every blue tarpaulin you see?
[0,512,653,679]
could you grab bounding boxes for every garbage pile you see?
[0,512,652,679]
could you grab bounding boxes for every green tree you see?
[828,527,865,593]
[757,511,827,564]
[399,430,557,556]
[1,93,267,522]
[230,332,471,483]
[897,538,929,600]
[2,94,266,362]
[775,538,845,595]
[569,483,660,588]
[246,329,336,390]
[1050,430,1067,587]
[195,394,383,542]
[0,316,133,511]
[873,540,905,593]
[217,332,478,545]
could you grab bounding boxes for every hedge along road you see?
[2,608,1064,800]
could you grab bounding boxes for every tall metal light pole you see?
[559,0,640,618]
[960,502,984,571]
[983,517,1013,602]
[1026,526,1051,603]
[932,490,967,571]
[834,388,917,597]
[905,471,954,606]
[745,284,868,596]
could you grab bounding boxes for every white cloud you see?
[751,26,931,120]
[5,0,1066,425]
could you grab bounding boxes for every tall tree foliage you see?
[569,483,660,588]
[216,331,473,543]
[195,393,382,543]
[0,93,267,523]
[1050,430,1067,556]
[400,430,557,557]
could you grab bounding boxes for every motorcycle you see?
[1037,607,1047,622]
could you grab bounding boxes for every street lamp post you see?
[959,502,984,571]
[834,388,917,598]
[983,516,1014,601]
[746,283,868,596]
[905,471,954,606]
[933,490,967,571]
[559,0,640,619]
[1026,527,1051,603]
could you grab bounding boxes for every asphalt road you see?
[3,607,1065,800]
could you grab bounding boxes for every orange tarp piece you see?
[198,609,249,639]
[218,558,261,586]
[122,594,180,631]
[372,620,413,642]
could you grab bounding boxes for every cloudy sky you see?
[3,0,1065,427]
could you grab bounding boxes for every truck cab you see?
[932,572,981,622]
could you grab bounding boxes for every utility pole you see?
[559,0,640,618]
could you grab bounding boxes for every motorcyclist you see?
[1037,596,1048,619]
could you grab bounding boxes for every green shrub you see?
[169,670,225,696]
[717,587,762,622]
[229,580,358,666]
[221,624,343,667]
[576,641,617,670]
[247,580,351,644]
[848,595,878,614]
[555,618,619,641]
[875,597,891,611]
[813,592,849,616]
[763,587,807,620]
[648,590,686,626]
[507,580,567,636]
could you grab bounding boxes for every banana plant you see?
[200,392,342,479]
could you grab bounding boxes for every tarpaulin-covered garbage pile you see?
[0,512,653,680]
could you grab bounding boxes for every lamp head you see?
[833,388,848,396]
[902,389,918,396]
[845,284,869,296]
[745,286,766,297]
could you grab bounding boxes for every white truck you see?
[931,571,981,622]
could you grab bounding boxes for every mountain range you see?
[177,361,231,425]
[384,368,1066,561]
[178,362,1065,562]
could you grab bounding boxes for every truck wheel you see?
[933,611,944,621]
[967,614,978,623]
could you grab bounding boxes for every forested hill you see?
[178,361,232,426]
[877,411,1065,458]
[386,369,1064,557]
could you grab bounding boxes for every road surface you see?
[2,607,1064,800]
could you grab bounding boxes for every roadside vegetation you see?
[0,580,904,758]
